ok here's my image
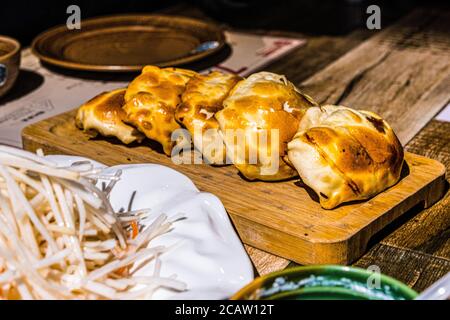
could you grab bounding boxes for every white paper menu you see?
[0,31,305,147]
[208,31,305,76]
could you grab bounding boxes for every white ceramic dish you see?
[46,155,254,300]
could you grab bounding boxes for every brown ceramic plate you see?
[31,14,225,72]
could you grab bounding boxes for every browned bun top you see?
[122,66,197,155]
[91,89,127,123]
[288,105,404,209]
[75,88,144,145]
[216,71,317,181]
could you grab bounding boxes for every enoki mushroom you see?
[0,146,185,299]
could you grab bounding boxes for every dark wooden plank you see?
[405,120,450,177]
[298,8,450,145]
[161,0,373,85]
[261,31,370,85]
[353,243,450,292]
[351,120,450,291]
[244,245,290,276]
[380,120,450,260]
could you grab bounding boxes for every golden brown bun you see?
[175,71,241,164]
[215,72,317,181]
[288,105,404,209]
[124,66,197,102]
[75,88,144,144]
[123,66,197,155]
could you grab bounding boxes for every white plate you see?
[46,155,254,300]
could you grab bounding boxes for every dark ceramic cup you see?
[0,35,21,99]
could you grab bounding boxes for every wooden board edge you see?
[343,167,447,264]
[22,122,76,155]
[231,214,352,265]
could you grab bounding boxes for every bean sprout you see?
[0,146,183,299]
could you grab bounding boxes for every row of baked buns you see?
[76,66,404,209]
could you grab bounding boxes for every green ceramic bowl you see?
[232,265,418,300]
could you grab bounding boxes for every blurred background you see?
[1,0,448,45]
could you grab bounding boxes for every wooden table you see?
[161,3,450,293]
[13,3,450,294]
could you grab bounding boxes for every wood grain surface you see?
[165,4,450,275]
[21,108,446,266]
[387,121,450,259]
[352,120,450,291]
[14,4,450,282]
[354,243,450,292]
[243,30,374,273]
[249,8,450,282]
[160,4,377,274]
[298,9,450,146]
[166,3,450,288]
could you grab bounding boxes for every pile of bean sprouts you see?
[0,146,185,299]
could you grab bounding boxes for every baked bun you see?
[75,88,144,144]
[124,66,197,102]
[175,71,241,164]
[288,105,404,209]
[123,66,197,155]
[215,72,317,181]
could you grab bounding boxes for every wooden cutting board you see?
[22,110,446,265]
